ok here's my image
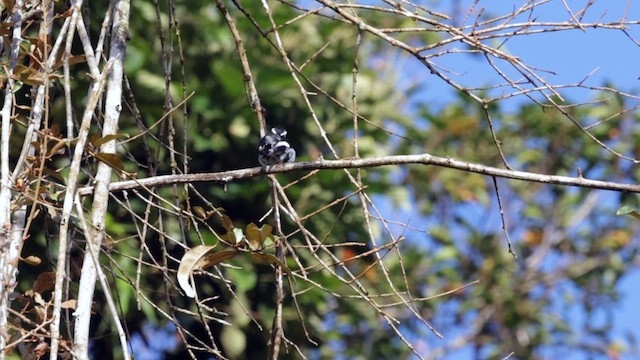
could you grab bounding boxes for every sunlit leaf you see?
[616,206,640,220]
[178,245,216,298]
[434,245,459,262]
[178,246,238,298]
[193,206,208,219]
[22,255,41,266]
[245,223,273,249]
[61,299,77,309]
[220,324,246,358]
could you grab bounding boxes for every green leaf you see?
[226,267,257,293]
[616,206,640,220]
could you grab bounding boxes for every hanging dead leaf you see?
[250,253,292,276]
[92,133,130,148]
[33,292,45,307]
[177,245,237,298]
[32,271,56,293]
[52,54,87,70]
[61,299,77,309]
[34,303,46,322]
[94,152,125,174]
[198,250,238,269]
[178,245,216,298]
[217,213,234,231]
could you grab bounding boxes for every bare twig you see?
[492,177,517,259]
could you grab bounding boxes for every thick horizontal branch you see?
[77,154,640,196]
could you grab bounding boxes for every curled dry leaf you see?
[33,271,56,293]
[22,255,42,265]
[61,299,77,309]
[177,245,237,298]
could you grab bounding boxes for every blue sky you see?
[395,1,640,359]
[416,1,640,111]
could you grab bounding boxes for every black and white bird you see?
[258,127,296,167]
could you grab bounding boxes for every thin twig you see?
[216,0,267,135]
[492,177,517,259]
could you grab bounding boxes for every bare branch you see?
[0,2,24,358]
[75,153,640,197]
[49,59,114,360]
[72,0,130,357]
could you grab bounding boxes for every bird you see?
[258,127,296,167]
